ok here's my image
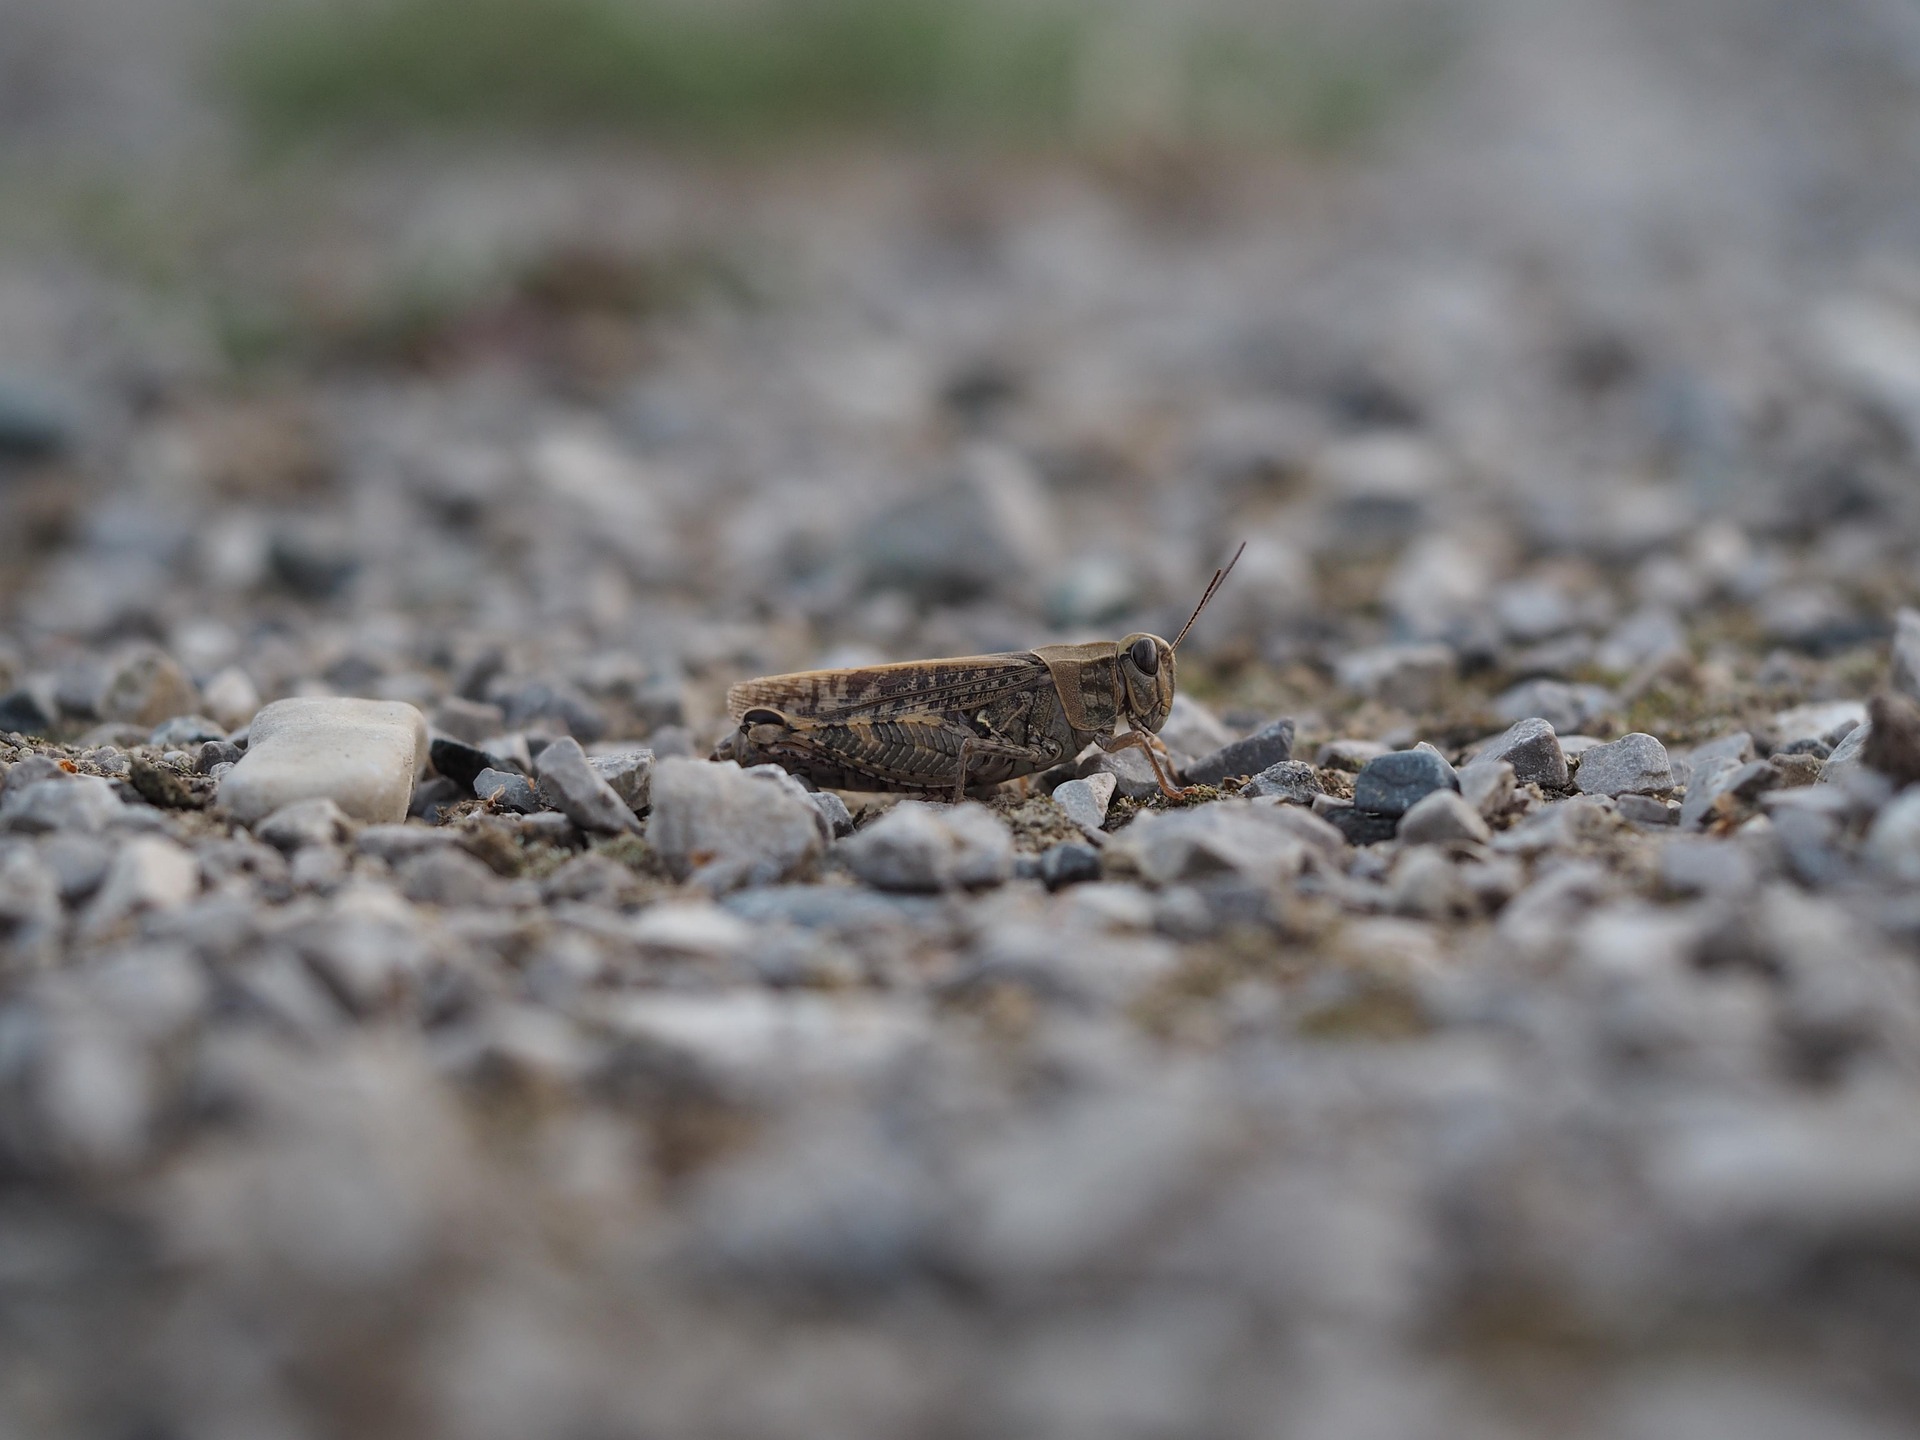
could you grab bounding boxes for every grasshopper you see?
[715,544,1245,804]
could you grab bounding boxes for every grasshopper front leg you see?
[1098,730,1189,801]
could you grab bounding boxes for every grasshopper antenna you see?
[1172,541,1246,652]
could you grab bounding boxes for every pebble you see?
[148,715,226,748]
[97,645,201,729]
[1396,789,1491,846]
[474,768,539,813]
[255,797,353,852]
[857,446,1051,602]
[586,748,653,812]
[647,758,826,892]
[534,737,641,835]
[1659,836,1761,896]
[431,697,507,744]
[81,837,199,932]
[1080,744,1182,801]
[218,697,428,825]
[201,666,262,731]
[426,734,492,789]
[1243,759,1323,804]
[1819,717,1872,784]
[1333,642,1456,711]
[1457,759,1516,818]
[0,775,134,835]
[1472,717,1569,789]
[0,685,57,736]
[1681,758,1781,830]
[1118,802,1316,886]
[1181,717,1296,786]
[1052,773,1117,831]
[1770,700,1867,749]
[1492,679,1616,734]
[807,790,855,839]
[1865,789,1920,883]
[1038,842,1103,890]
[1617,793,1680,827]
[1895,607,1920,701]
[1316,738,1389,772]
[1352,748,1458,817]
[40,833,115,903]
[838,801,1015,892]
[1573,732,1674,796]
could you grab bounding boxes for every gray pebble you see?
[1573,732,1674,796]
[534,736,640,835]
[648,758,826,892]
[838,801,1013,892]
[474,768,539,813]
[1181,717,1296,786]
[1396,789,1491,846]
[1039,842,1103,890]
[1353,748,1458,817]
[807,791,855,839]
[1473,717,1569,788]
[1,776,132,835]
[255,798,352,852]
[1457,759,1516,818]
[1243,759,1323,804]
[148,714,226,748]
[1492,678,1615,734]
[586,748,653,812]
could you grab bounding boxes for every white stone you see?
[202,666,262,731]
[1052,773,1117,832]
[218,697,428,825]
[82,837,199,933]
[1866,789,1920,883]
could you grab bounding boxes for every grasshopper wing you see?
[727,652,1048,723]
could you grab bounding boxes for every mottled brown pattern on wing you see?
[727,653,1049,723]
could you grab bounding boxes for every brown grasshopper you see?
[714,544,1245,803]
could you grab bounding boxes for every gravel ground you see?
[10,2,1920,1437]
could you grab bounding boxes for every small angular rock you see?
[1052,773,1116,831]
[838,801,1014,892]
[1244,759,1323,804]
[1182,717,1296,786]
[1353,748,1458,817]
[475,768,540,814]
[586,748,653,812]
[1492,679,1615,734]
[97,646,200,729]
[256,798,352,852]
[1039,842,1103,890]
[648,758,826,892]
[1474,717,1569,789]
[1396,789,1491,846]
[1573,732,1674,796]
[534,736,640,835]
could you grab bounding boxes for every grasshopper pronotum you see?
[715,544,1245,804]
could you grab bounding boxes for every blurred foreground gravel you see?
[10,2,1920,1437]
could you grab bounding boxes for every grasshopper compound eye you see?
[1129,636,1159,674]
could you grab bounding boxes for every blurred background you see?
[9,1,1920,1437]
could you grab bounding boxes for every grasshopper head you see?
[1117,633,1176,733]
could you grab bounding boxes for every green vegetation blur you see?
[224,0,1449,152]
